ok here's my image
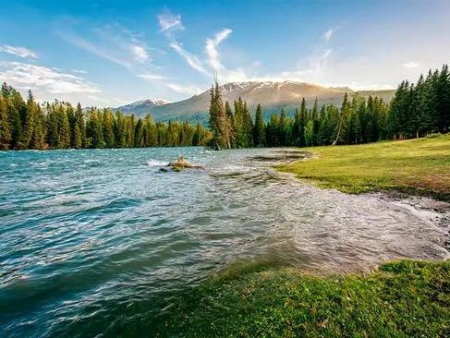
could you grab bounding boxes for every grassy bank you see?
[153,137,450,337]
[157,260,450,337]
[277,134,450,201]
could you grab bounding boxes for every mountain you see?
[115,99,170,116]
[115,81,395,122]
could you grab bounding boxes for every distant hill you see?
[115,99,170,116]
[115,81,395,122]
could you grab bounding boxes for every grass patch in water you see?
[277,134,450,201]
[156,260,450,337]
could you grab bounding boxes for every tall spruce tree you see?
[0,94,12,150]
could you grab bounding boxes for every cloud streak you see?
[170,42,208,75]
[323,28,334,41]
[59,30,133,69]
[131,45,149,63]
[0,61,100,95]
[138,73,167,80]
[158,11,184,36]
[0,45,38,59]
[206,28,232,70]
[166,83,202,96]
[402,61,419,69]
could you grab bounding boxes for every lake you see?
[0,147,448,337]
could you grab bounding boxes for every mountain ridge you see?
[115,81,396,121]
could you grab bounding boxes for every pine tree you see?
[311,97,320,146]
[436,64,450,132]
[299,98,307,147]
[225,101,235,148]
[102,109,115,148]
[305,120,314,146]
[242,101,254,147]
[266,114,280,147]
[58,104,71,148]
[30,104,46,149]
[10,91,25,149]
[20,90,36,149]
[0,94,12,150]
[143,114,158,147]
[388,81,411,139]
[278,109,289,146]
[333,92,350,145]
[134,119,144,147]
[74,103,86,148]
[253,104,265,147]
[208,83,226,149]
[233,98,244,148]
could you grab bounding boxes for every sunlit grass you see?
[278,134,450,200]
[157,260,450,337]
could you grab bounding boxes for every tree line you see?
[208,64,450,149]
[1,64,448,151]
[389,64,450,139]
[0,83,211,150]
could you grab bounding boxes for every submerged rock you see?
[160,156,205,172]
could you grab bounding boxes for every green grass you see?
[277,134,450,201]
[156,260,450,337]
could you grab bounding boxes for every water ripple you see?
[0,147,448,337]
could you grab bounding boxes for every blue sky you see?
[0,0,449,106]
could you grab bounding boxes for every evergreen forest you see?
[1,64,449,151]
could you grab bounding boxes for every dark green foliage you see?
[0,83,211,151]
[20,90,36,148]
[208,82,231,149]
[253,104,265,147]
[389,65,450,138]
[0,89,12,150]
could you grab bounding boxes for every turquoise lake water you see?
[1,147,448,337]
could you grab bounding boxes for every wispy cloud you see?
[73,69,87,74]
[0,45,38,59]
[158,11,184,36]
[131,44,149,63]
[206,28,232,70]
[402,61,419,69]
[59,30,133,69]
[323,28,335,42]
[312,48,333,73]
[166,83,202,96]
[0,61,100,94]
[138,73,167,80]
[170,42,208,75]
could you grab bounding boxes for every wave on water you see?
[147,159,169,167]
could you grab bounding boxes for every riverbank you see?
[154,137,450,337]
[277,134,450,202]
[157,260,450,337]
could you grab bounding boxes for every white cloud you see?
[73,69,88,74]
[170,42,208,75]
[402,61,419,69]
[0,45,38,59]
[59,31,133,69]
[0,61,100,95]
[158,11,184,36]
[131,44,149,63]
[138,73,167,80]
[321,81,394,91]
[166,83,203,96]
[312,48,333,73]
[323,28,334,42]
[206,28,232,70]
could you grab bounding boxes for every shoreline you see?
[156,147,450,335]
